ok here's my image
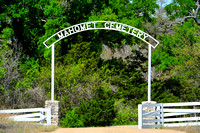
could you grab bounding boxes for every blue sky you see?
[130,0,173,5]
[157,0,173,7]
[162,0,173,5]
[166,0,173,5]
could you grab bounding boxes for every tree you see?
[165,0,200,25]
[0,0,47,57]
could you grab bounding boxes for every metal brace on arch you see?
[43,21,160,102]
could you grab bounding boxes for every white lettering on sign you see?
[131,28,137,36]
[93,22,97,28]
[68,27,74,34]
[104,22,109,29]
[43,21,159,49]
[86,22,92,29]
[64,30,69,36]
[116,24,121,30]
[80,24,86,31]
[74,25,80,32]
[57,32,64,39]
[110,22,115,29]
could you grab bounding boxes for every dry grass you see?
[164,126,200,133]
[0,113,57,133]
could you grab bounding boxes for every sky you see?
[166,0,173,4]
[158,0,173,7]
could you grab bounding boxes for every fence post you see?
[138,104,143,129]
[46,108,51,125]
[161,103,164,127]
[40,111,43,124]
[156,105,160,128]
[141,101,157,128]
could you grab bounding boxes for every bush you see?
[60,89,116,128]
[77,97,115,127]
[113,99,138,125]
[60,108,84,127]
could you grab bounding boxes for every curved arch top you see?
[43,21,159,49]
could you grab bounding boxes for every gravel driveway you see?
[47,126,186,133]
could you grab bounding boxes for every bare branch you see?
[169,0,200,27]
[180,0,200,25]
[41,19,47,22]
[39,5,43,10]
[195,0,200,18]
[169,21,182,27]
[181,16,200,25]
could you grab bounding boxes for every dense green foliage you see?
[0,0,199,127]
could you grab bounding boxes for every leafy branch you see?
[170,0,200,26]
[180,0,200,25]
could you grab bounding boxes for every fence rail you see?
[138,102,200,129]
[0,108,51,125]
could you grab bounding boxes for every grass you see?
[0,113,57,133]
[163,126,200,133]
[112,121,138,126]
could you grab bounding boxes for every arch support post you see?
[148,44,152,102]
[51,44,55,101]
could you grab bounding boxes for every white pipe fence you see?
[138,102,200,129]
[0,108,51,125]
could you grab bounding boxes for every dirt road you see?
[48,126,186,133]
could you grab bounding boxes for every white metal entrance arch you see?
[43,21,159,102]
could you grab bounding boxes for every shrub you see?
[113,99,138,125]
[60,108,84,127]
[77,97,115,127]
